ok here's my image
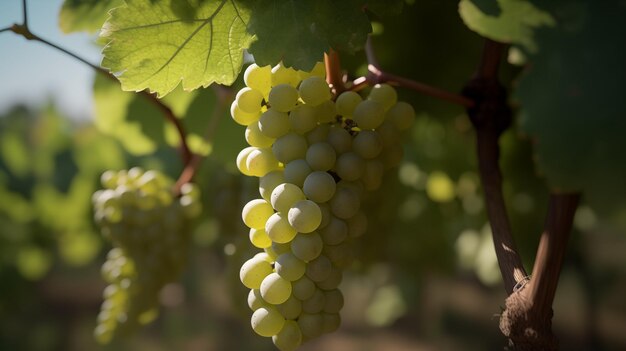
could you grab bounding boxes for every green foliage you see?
[248,0,371,70]
[59,0,123,33]
[101,0,254,97]
[515,0,626,210]
[459,0,555,52]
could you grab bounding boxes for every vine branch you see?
[464,39,527,295]
[352,37,475,108]
[3,4,193,168]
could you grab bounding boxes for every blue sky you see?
[0,0,101,119]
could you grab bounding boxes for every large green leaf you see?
[248,0,372,70]
[515,0,626,210]
[459,0,555,51]
[59,0,123,33]
[101,0,253,97]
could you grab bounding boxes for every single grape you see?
[368,83,397,110]
[387,101,416,131]
[290,232,323,262]
[297,313,324,339]
[288,200,322,233]
[251,306,285,337]
[230,100,260,126]
[305,142,336,172]
[271,63,300,87]
[249,228,272,249]
[260,272,292,304]
[272,133,308,164]
[258,109,290,138]
[240,256,273,289]
[301,288,326,314]
[269,84,299,112]
[326,125,352,155]
[299,76,331,106]
[246,148,280,177]
[272,320,302,351]
[248,289,267,311]
[335,91,362,116]
[276,296,302,320]
[329,187,361,219]
[292,275,316,300]
[275,253,306,281]
[303,171,336,203]
[335,152,365,182]
[265,212,297,244]
[321,313,341,334]
[259,171,286,202]
[306,124,330,144]
[270,183,306,213]
[305,255,332,282]
[353,100,385,130]
[289,104,318,135]
[244,64,272,97]
[242,199,274,229]
[283,159,312,188]
[236,87,264,114]
[315,100,337,124]
[353,130,382,159]
[319,216,348,245]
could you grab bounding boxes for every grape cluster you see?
[232,62,415,350]
[92,168,201,344]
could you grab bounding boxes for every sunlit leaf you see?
[101,0,253,97]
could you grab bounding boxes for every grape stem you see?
[350,36,475,108]
[2,1,194,168]
[324,50,347,96]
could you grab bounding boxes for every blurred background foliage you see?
[1,0,625,350]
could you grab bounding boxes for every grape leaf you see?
[101,0,253,97]
[459,0,555,52]
[59,0,123,33]
[248,0,372,70]
[515,0,626,210]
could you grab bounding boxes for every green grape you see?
[317,266,343,291]
[93,169,200,344]
[240,256,273,289]
[305,142,336,172]
[272,133,308,164]
[245,122,275,148]
[326,126,352,154]
[297,61,326,80]
[305,255,332,282]
[235,87,264,114]
[249,228,272,249]
[236,147,257,176]
[376,120,397,148]
[283,159,312,188]
[246,148,280,177]
[321,313,341,334]
[346,211,368,238]
[259,171,286,202]
[329,187,361,219]
[288,200,322,233]
[362,159,384,191]
[315,100,337,123]
[335,91,362,116]
[302,288,326,314]
[322,289,344,313]
[292,275,316,301]
[260,272,292,304]
[270,183,306,213]
[303,171,336,203]
[230,100,260,126]
[336,152,365,182]
[306,124,330,144]
[275,253,306,281]
[244,64,272,98]
[273,320,303,351]
[269,84,299,112]
[271,63,300,87]
[353,130,382,159]
[290,232,323,262]
[297,313,324,339]
[276,295,302,320]
[258,109,290,138]
[289,104,318,135]
[251,306,285,337]
[319,216,348,245]
[248,289,267,311]
[353,100,385,130]
[368,83,397,110]
[265,212,297,244]
[299,76,331,106]
[387,101,416,131]
[242,199,274,230]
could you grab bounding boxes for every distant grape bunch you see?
[92,168,201,344]
[233,62,415,350]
